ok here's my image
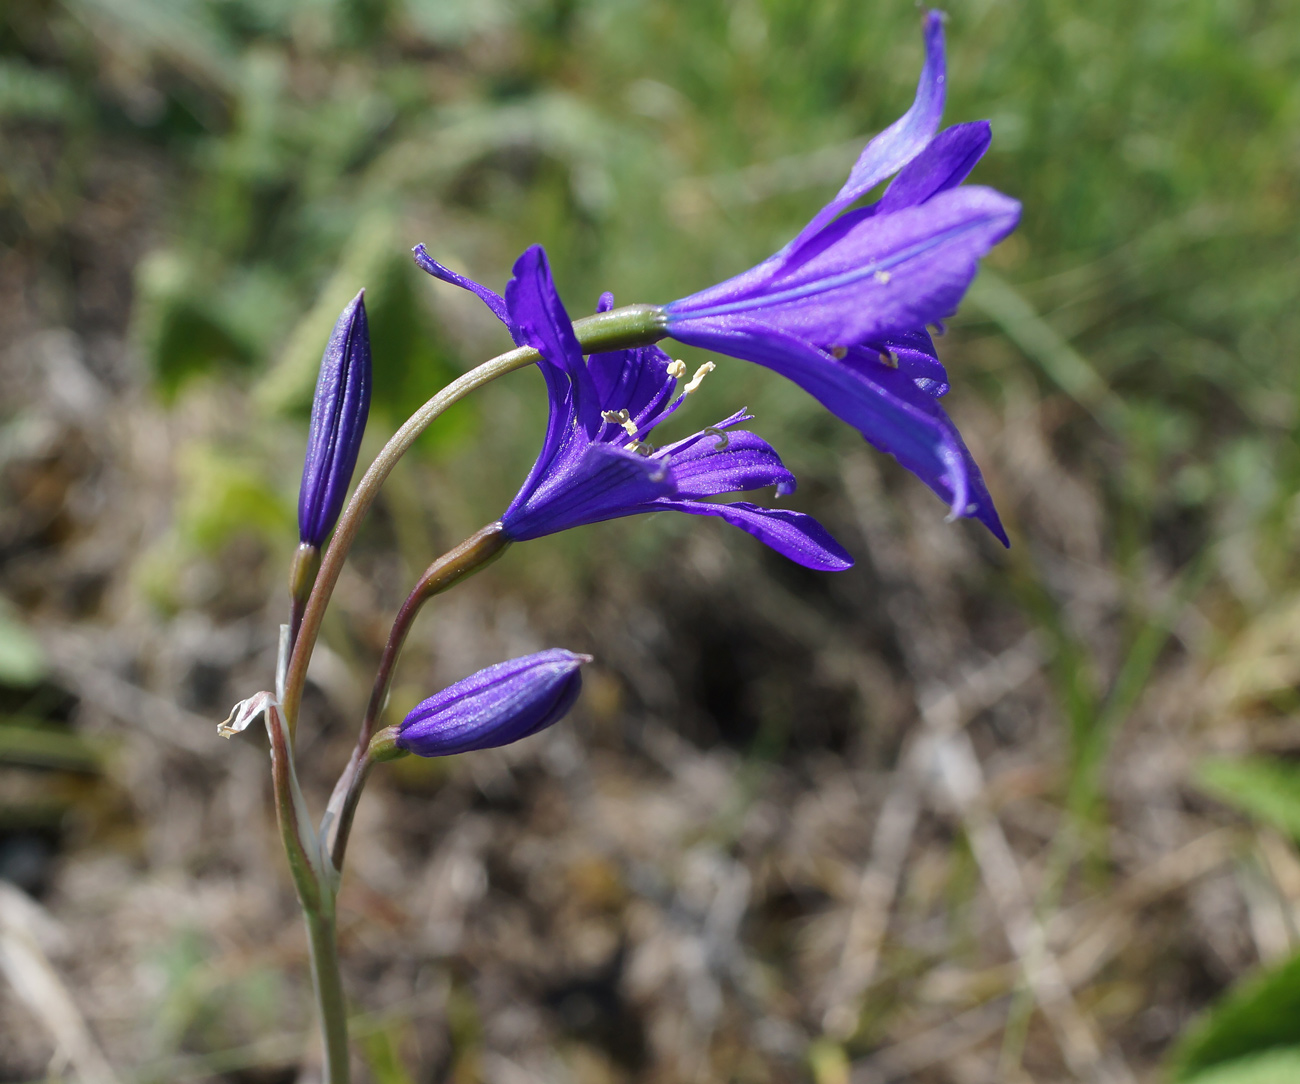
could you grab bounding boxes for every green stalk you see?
[323,523,512,870]
[304,906,350,1084]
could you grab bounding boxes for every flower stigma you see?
[703,426,730,451]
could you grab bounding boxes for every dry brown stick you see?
[850,999,1010,1084]
[1055,829,1236,989]
[821,634,1042,1038]
[927,730,1136,1084]
[39,627,215,756]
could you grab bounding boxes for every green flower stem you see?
[262,699,345,1080]
[279,304,665,739]
[304,906,349,1084]
[323,523,512,870]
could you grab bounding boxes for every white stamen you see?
[602,408,642,438]
[682,361,715,395]
[874,270,892,284]
[666,359,687,379]
[878,350,898,369]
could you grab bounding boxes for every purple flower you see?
[415,244,853,572]
[662,11,1018,545]
[397,649,589,757]
[298,290,372,547]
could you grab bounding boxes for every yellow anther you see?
[625,439,655,456]
[666,359,687,379]
[682,361,715,395]
[874,270,892,284]
[830,346,848,359]
[703,426,730,451]
[878,350,898,369]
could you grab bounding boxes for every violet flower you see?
[662,12,1018,545]
[396,649,589,757]
[416,244,853,572]
[298,290,372,547]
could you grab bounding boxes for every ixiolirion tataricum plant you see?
[218,12,1018,1080]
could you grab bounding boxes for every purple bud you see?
[298,290,372,547]
[396,649,590,758]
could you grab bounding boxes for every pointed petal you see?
[654,499,853,570]
[665,316,1006,544]
[669,12,949,316]
[660,428,797,498]
[502,443,677,541]
[505,245,602,437]
[785,10,947,251]
[412,245,512,330]
[876,121,991,214]
[671,186,1021,346]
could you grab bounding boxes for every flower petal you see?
[665,316,1007,544]
[512,361,582,513]
[502,442,677,541]
[672,186,1020,346]
[785,10,948,252]
[505,245,603,437]
[412,245,511,330]
[670,12,948,315]
[876,121,991,215]
[660,428,797,498]
[653,499,854,570]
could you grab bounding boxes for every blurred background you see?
[3,0,1300,1081]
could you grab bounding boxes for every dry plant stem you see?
[324,523,512,869]
[280,304,666,738]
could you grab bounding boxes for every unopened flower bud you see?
[396,649,590,758]
[298,290,372,547]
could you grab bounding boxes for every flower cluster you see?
[239,13,1022,1068]
[274,4,1021,825]
[392,10,1020,753]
